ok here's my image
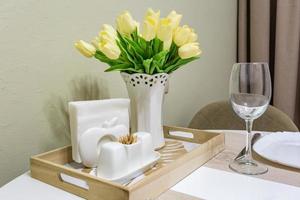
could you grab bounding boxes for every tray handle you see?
[59,172,90,190]
[163,126,195,140]
[163,126,217,143]
[167,130,194,139]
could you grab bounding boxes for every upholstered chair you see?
[189,101,299,132]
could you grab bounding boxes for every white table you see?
[1,130,300,200]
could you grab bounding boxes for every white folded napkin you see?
[172,166,300,200]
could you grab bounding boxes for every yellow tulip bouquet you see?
[75,9,201,74]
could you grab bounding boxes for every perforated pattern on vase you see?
[122,73,169,87]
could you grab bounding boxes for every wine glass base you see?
[229,156,268,175]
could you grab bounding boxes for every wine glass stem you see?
[245,119,253,159]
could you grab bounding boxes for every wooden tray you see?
[30,126,225,200]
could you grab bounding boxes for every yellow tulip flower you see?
[174,25,198,47]
[145,8,160,19]
[99,24,117,43]
[141,8,160,41]
[98,40,121,60]
[178,42,202,59]
[74,40,96,58]
[91,36,100,49]
[167,10,182,30]
[116,11,139,36]
[157,18,173,42]
[163,38,172,50]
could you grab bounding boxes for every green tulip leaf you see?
[94,51,122,66]
[105,63,133,72]
[165,56,199,73]
[143,58,152,74]
[152,38,163,55]
[138,37,147,51]
[124,37,145,57]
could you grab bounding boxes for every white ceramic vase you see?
[121,72,169,149]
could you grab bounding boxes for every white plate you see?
[253,132,300,169]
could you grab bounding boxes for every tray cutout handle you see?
[59,172,89,190]
[168,131,194,139]
[163,126,217,143]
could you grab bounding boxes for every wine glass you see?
[229,62,271,175]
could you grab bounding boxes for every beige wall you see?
[0,0,236,186]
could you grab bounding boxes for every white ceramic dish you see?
[253,132,300,169]
[94,152,161,184]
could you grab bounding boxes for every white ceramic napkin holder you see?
[69,99,130,164]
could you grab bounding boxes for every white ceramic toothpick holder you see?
[69,98,130,163]
[78,118,128,167]
[97,132,158,181]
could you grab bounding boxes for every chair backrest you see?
[188,101,299,132]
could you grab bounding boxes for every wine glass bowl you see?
[229,62,271,175]
[231,93,269,120]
